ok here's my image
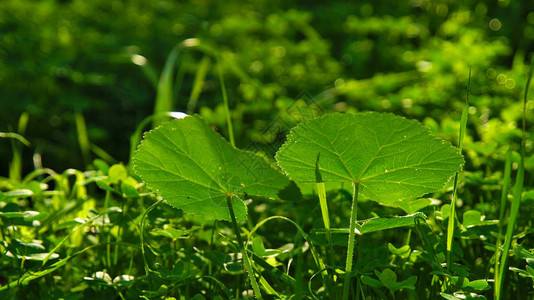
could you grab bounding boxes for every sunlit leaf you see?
[396,198,432,214]
[467,279,489,291]
[133,115,291,221]
[276,112,463,206]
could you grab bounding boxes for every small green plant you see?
[133,115,293,299]
[133,111,463,298]
[276,112,464,299]
[361,268,417,298]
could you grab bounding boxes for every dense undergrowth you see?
[1,0,534,299]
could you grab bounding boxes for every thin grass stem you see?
[153,44,181,128]
[495,56,532,299]
[343,181,360,300]
[494,146,512,288]
[446,68,470,275]
[226,196,263,300]
[139,198,164,277]
[75,111,91,167]
[217,59,235,148]
[187,56,210,114]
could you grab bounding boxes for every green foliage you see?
[362,268,417,294]
[133,115,290,221]
[276,112,463,206]
[1,0,534,299]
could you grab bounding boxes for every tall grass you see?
[187,56,211,114]
[8,113,29,182]
[152,44,181,128]
[74,112,91,167]
[315,156,337,299]
[446,68,470,277]
[343,182,360,300]
[493,146,512,291]
[494,57,533,299]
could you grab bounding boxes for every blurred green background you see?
[1,0,533,174]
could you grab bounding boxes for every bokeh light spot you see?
[489,18,502,31]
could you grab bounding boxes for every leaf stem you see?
[343,182,360,300]
[226,196,262,300]
[140,198,164,277]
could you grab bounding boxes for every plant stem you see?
[218,59,235,148]
[226,196,262,300]
[494,146,512,290]
[343,182,360,300]
[495,56,532,300]
[316,183,336,296]
[104,190,111,269]
[446,68,470,276]
[153,44,181,128]
[140,198,163,277]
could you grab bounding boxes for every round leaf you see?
[133,115,291,221]
[276,112,464,206]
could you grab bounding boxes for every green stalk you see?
[114,200,126,266]
[226,196,262,300]
[217,59,235,147]
[9,113,29,182]
[494,146,512,287]
[2,129,30,183]
[187,55,211,114]
[343,182,360,300]
[316,181,330,231]
[153,44,181,128]
[75,111,91,167]
[495,56,532,299]
[0,132,30,147]
[446,68,470,274]
[315,155,336,298]
[173,51,190,103]
[246,215,328,296]
[104,190,112,269]
[140,198,164,277]
[495,150,524,298]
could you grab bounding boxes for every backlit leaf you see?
[276,112,463,206]
[133,115,291,221]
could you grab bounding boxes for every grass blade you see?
[74,111,91,167]
[153,44,181,128]
[494,55,533,300]
[494,145,512,288]
[314,154,337,298]
[217,58,235,147]
[343,182,360,300]
[8,113,29,182]
[187,55,211,114]
[226,196,263,300]
[446,67,470,274]
[246,215,329,297]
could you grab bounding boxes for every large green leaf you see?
[133,115,291,221]
[276,112,463,206]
